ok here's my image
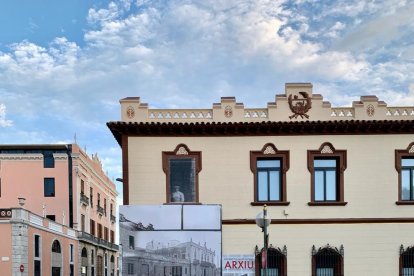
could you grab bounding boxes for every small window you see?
[91,249,95,264]
[396,143,414,204]
[70,244,74,262]
[308,143,347,206]
[90,187,94,208]
[127,263,134,275]
[90,219,95,236]
[34,235,40,258]
[162,144,202,203]
[312,245,344,276]
[250,144,289,205]
[255,246,287,276]
[46,215,56,221]
[44,178,55,197]
[43,151,54,168]
[129,235,135,249]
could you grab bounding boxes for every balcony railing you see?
[110,214,116,223]
[97,205,105,216]
[78,231,119,251]
[80,193,89,206]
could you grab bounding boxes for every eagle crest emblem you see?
[288,92,312,119]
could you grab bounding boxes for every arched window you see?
[255,245,287,276]
[52,240,61,253]
[400,245,414,275]
[312,244,343,276]
[81,247,87,258]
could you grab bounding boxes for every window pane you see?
[269,171,280,201]
[402,169,411,200]
[315,171,325,201]
[326,170,337,201]
[257,160,280,168]
[314,159,336,168]
[35,235,40,257]
[403,268,414,275]
[258,171,268,201]
[402,158,414,167]
[44,178,55,197]
[316,268,334,276]
[169,158,195,202]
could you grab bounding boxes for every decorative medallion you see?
[224,106,233,118]
[263,145,276,155]
[288,92,312,119]
[366,104,375,117]
[126,106,135,119]
[321,145,334,154]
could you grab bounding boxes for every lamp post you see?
[256,205,271,276]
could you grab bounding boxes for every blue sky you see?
[1,0,414,200]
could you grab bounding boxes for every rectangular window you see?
[0,178,2,197]
[70,244,74,262]
[98,193,101,207]
[129,235,135,249]
[127,263,134,275]
[314,159,337,201]
[34,235,40,257]
[162,145,201,203]
[401,158,414,201]
[257,159,281,201]
[98,223,102,239]
[90,219,95,236]
[44,178,55,197]
[308,143,347,206]
[169,158,196,202]
[110,230,115,243]
[104,227,109,241]
[81,179,85,194]
[81,214,85,232]
[34,260,41,276]
[43,151,54,168]
[104,198,107,216]
[46,215,55,221]
[90,187,94,207]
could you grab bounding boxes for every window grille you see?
[312,244,343,276]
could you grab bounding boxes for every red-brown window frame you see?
[395,142,414,205]
[162,144,202,204]
[250,143,290,206]
[308,142,347,206]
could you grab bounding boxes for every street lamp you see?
[256,205,271,276]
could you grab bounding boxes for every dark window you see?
[98,193,101,207]
[162,144,202,203]
[250,144,289,205]
[70,264,74,276]
[104,227,109,241]
[111,230,115,243]
[127,263,134,274]
[81,179,85,194]
[81,214,85,232]
[52,240,61,253]
[400,245,414,275]
[90,187,94,207]
[34,260,41,276]
[312,245,343,276]
[255,247,287,276]
[46,215,56,221]
[129,235,135,249]
[44,178,55,197]
[104,198,107,216]
[91,249,95,264]
[70,244,74,262]
[81,247,87,258]
[34,235,40,257]
[308,143,347,206]
[0,178,2,197]
[98,223,102,239]
[43,151,54,168]
[314,159,338,201]
[90,219,95,236]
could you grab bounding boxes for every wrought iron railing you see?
[78,231,119,251]
[110,214,116,223]
[96,205,105,216]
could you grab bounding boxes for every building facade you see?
[0,144,119,276]
[108,83,414,275]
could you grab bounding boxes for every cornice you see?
[0,153,43,161]
[107,120,414,146]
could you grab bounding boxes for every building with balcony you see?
[0,144,119,276]
[108,83,414,275]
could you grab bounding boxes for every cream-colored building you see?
[108,83,414,276]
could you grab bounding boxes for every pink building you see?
[0,144,119,276]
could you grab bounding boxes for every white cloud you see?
[0,104,12,127]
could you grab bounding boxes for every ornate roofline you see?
[107,120,414,146]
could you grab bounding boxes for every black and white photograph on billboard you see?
[120,205,182,230]
[120,204,222,276]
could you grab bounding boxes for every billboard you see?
[120,205,221,276]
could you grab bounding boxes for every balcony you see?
[80,193,89,206]
[96,205,105,216]
[110,214,116,223]
[78,231,119,251]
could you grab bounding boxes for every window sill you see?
[164,202,202,205]
[308,202,347,206]
[396,201,414,205]
[251,202,290,206]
